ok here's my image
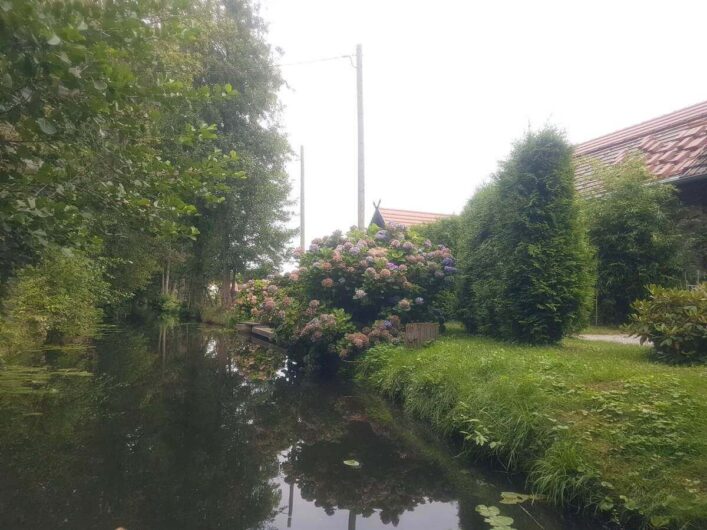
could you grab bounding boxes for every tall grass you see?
[357,326,707,529]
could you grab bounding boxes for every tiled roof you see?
[375,207,452,228]
[574,100,707,195]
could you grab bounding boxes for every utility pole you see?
[299,145,305,249]
[356,44,365,229]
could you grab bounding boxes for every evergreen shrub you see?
[457,128,592,343]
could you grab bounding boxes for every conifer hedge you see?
[457,128,592,343]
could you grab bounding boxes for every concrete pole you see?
[299,145,305,249]
[356,44,365,229]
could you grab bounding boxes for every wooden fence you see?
[404,322,439,347]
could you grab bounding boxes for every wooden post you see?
[404,322,439,347]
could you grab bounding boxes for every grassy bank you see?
[356,325,707,529]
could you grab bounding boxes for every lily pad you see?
[500,491,541,504]
[486,514,514,527]
[343,459,361,468]
[475,504,500,517]
[36,118,57,135]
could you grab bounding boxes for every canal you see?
[0,324,599,529]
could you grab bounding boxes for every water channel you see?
[0,324,601,530]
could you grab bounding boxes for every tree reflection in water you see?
[0,324,595,530]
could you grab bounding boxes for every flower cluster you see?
[339,315,402,358]
[231,224,455,369]
[294,225,455,325]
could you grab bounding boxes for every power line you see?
[276,54,354,68]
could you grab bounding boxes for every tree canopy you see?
[0,0,293,336]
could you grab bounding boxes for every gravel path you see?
[578,334,648,346]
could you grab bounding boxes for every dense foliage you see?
[457,128,592,343]
[230,224,456,369]
[584,158,684,325]
[412,215,461,257]
[0,249,108,351]
[0,0,292,347]
[627,284,707,364]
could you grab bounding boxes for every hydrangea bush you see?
[229,224,455,369]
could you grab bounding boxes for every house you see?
[369,206,452,229]
[574,99,707,207]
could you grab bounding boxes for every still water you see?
[0,324,599,530]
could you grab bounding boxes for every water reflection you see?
[0,324,596,530]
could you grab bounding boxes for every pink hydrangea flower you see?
[263,298,276,311]
[321,278,334,288]
[353,289,367,300]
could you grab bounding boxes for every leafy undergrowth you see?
[357,324,707,529]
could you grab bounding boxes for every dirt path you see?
[578,334,648,346]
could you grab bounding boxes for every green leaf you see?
[93,79,108,91]
[36,118,57,135]
[47,34,61,46]
[475,505,500,517]
[343,459,361,468]
[499,491,537,504]
[485,514,514,526]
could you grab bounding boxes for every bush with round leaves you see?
[626,284,706,364]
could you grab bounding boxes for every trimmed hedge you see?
[627,284,707,364]
[457,128,592,344]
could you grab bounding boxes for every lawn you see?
[356,325,707,529]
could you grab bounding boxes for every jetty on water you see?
[236,321,276,342]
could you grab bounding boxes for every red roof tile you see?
[574,100,707,195]
[374,207,452,228]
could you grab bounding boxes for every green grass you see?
[357,324,707,529]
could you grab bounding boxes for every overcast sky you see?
[260,0,707,245]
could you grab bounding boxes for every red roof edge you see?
[378,207,452,218]
[575,100,707,156]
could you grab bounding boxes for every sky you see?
[260,0,707,246]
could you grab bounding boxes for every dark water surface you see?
[0,324,598,530]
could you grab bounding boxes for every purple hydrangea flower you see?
[444,266,457,274]
[442,257,455,267]
[375,230,389,240]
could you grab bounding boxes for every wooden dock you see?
[235,321,261,333]
[236,322,276,342]
[252,325,275,341]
